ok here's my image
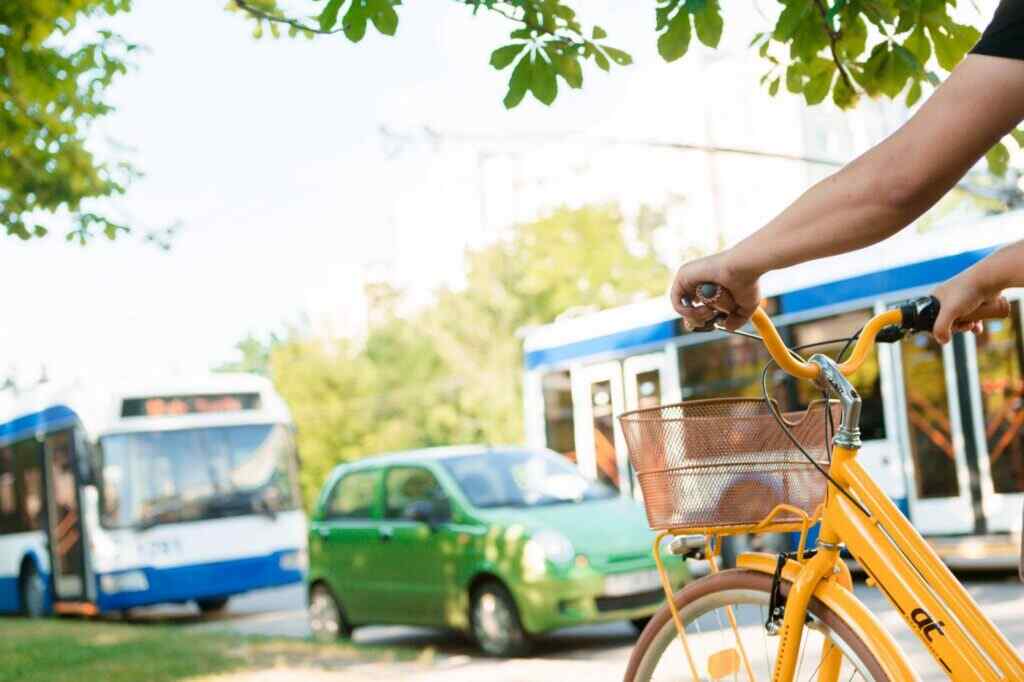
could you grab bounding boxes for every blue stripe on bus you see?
[778,248,996,314]
[524,320,677,371]
[0,405,78,447]
[0,576,19,612]
[95,549,304,611]
[524,248,997,369]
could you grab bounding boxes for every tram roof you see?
[522,210,1024,370]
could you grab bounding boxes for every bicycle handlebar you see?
[691,284,1010,380]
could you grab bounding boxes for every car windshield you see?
[99,424,300,529]
[442,450,616,509]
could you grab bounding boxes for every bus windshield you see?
[99,424,300,529]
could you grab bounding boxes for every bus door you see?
[572,362,628,494]
[965,300,1024,535]
[623,353,673,495]
[43,431,94,612]
[895,333,975,535]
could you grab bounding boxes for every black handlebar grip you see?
[899,296,941,334]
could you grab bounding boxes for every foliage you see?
[251,204,670,505]
[0,1,138,242]
[230,1,1019,174]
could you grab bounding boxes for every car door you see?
[311,468,383,624]
[374,465,453,625]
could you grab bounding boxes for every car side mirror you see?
[403,498,450,528]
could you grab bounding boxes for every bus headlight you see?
[100,571,149,594]
[279,549,308,572]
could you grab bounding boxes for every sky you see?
[0,0,999,387]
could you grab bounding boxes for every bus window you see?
[902,334,959,499]
[677,335,789,405]
[0,447,14,532]
[791,310,887,441]
[974,301,1024,494]
[542,371,575,461]
[13,439,43,531]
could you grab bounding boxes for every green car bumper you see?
[513,555,692,634]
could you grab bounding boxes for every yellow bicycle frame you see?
[653,304,1024,681]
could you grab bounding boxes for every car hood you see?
[474,496,658,560]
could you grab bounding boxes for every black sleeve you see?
[971,0,1024,60]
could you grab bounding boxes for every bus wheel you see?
[19,562,46,618]
[308,583,351,641]
[196,597,230,614]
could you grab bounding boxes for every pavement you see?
[122,574,1024,682]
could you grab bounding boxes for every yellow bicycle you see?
[619,286,1023,682]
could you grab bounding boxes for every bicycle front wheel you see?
[625,569,891,682]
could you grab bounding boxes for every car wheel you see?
[196,597,230,614]
[19,562,46,618]
[629,616,652,633]
[308,583,351,642]
[470,581,531,657]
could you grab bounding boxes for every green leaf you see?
[603,46,632,66]
[490,44,524,70]
[530,59,558,105]
[33,225,47,238]
[928,26,966,71]
[790,16,828,61]
[511,28,532,39]
[369,1,398,36]
[593,48,610,71]
[554,54,583,88]
[904,27,931,65]
[905,80,923,107]
[803,70,834,105]
[592,25,607,40]
[693,0,723,48]
[657,13,691,62]
[342,2,367,42]
[774,1,810,41]
[986,142,1010,177]
[504,57,532,109]
[837,11,867,59]
[1011,128,1024,148]
[785,63,805,93]
[832,75,857,109]
[318,0,345,32]
[768,76,780,96]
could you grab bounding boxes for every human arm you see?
[931,240,1024,343]
[671,54,1024,330]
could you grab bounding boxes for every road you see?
[124,574,1024,681]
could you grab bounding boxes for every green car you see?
[306,445,690,656]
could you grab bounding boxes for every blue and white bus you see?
[522,211,1024,568]
[0,373,306,616]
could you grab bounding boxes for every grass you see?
[0,617,424,682]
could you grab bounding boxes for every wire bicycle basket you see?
[620,398,839,533]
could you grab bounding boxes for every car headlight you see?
[523,529,575,576]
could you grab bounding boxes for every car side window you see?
[325,469,378,520]
[384,467,445,519]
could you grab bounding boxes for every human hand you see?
[932,275,1008,344]
[669,250,762,331]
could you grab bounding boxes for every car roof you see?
[331,444,542,475]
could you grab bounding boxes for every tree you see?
[257,203,670,504]
[231,1,1021,172]
[1,1,137,242]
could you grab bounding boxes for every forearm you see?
[957,240,1024,296]
[726,55,1024,279]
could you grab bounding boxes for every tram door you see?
[572,363,628,493]
[895,333,975,535]
[624,354,673,495]
[967,301,1024,534]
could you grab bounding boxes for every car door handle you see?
[379,527,393,543]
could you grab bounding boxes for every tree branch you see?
[812,0,856,95]
[232,0,344,35]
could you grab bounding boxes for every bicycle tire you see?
[625,569,891,682]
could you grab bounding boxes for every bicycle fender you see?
[738,552,919,682]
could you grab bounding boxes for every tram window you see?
[4,438,44,533]
[791,310,887,441]
[902,333,959,499]
[0,447,14,533]
[541,371,576,460]
[974,301,1024,494]
[677,335,790,407]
